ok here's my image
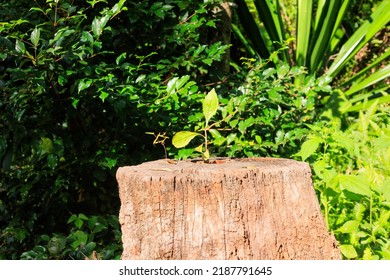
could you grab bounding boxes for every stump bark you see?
[117,158,340,260]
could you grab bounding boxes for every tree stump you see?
[117,158,340,260]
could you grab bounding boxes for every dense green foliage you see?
[1,0,389,260]
[295,102,390,259]
[234,0,390,110]
[0,0,228,259]
[169,59,325,160]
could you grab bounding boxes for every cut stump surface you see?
[117,158,340,260]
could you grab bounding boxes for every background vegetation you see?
[1,0,389,259]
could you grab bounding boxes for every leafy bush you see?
[1,0,388,261]
[295,102,390,259]
[233,0,390,110]
[0,0,228,259]
[20,213,122,260]
[165,57,328,160]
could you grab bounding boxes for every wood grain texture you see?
[117,158,340,259]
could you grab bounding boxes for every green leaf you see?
[210,129,225,146]
[104,157,117,169]
[111,0,127,16]
[176,75,190,92]
[172,131,201,148]
[75,218,83,229]
[340,244,358,259]
[29,7,45,13]
[202,149,210,161]
[234,0,270,58]
[309,0,341,72]
[202,88,219,125]
[30,27,40,48]
[78,79,92,93]
[81,31,94,44]
[295,135,322,161]
[337,174,371,197]
[337,220,360,234]
[87,0,108,8]
[202,58,213,66]
[166,77,178,95]
[67,214,77,224]
[78,213,89,220]
[277,64,289,78]
[195,144,203,153]
[47,154,57,170]
[41,137,53,154]
[99,91,109,102]
[71,230,88,248]
[92,15,109,37]
[0,36,13,51]
[345,65,390,96]
[209,129,221,139]
[296,0,313,68]
[72,98,79,108]
[326,0,390,78]
[15,39,26,54]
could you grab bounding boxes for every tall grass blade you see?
[296,0,313,68]
[231,24,258,58]
[328,0,351,55]
[310,0,341,72]
[326,0,390,78]
[342,48,390,86]
[344,91,390,112]
[253,0,287,60]
[234,0,270,58]
[345,65,390,96]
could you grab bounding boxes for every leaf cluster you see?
[295,102,390,259]
[19,213,122,260]
[166,58,326,160]
[0,0,228,259]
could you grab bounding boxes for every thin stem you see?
[204,121,208,153]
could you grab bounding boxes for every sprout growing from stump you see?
[172,88,219,162]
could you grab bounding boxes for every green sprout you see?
[172,88,219,162]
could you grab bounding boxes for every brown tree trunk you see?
[117,158,340,260]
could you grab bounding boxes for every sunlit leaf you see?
[345,65,390,96]
[295,135,322,161]
[337,174,371,197]
[202,149,210,161]
[176,75,190,92]
[336,220,360,234]
[78,79,92,93]
[172,131,201,148]
[340,244,358,259]
[167,77,178,95]
[30,27,40,47]
[92,15,109,37]
[296,0,313,68]
[99,91,109,102]
[15,39,26,54]
[202,88,219,124]
[326,0,390,78]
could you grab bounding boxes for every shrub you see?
[295,102,390,259]
[0,0,228,259]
